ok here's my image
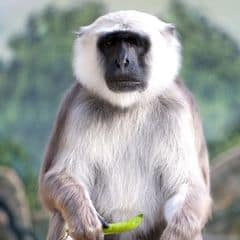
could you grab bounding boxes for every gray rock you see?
[0,167,32,240]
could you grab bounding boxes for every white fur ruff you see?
[73,10,181,108]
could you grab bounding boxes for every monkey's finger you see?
[97,213,109,228]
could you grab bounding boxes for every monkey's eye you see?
[104,40,113,47]
[127,38,137,46]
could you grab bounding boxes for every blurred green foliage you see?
[0,2,105,167]
[0,139,38,210]
[167,1,240,158]
[208,198,240,234]
[0,1,239,211]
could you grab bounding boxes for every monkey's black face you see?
[97,31,150,92]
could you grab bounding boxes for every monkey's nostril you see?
[115,58,129,69]
[115,59,121,68]
[124,58,129,67]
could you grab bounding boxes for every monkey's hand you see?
[65,200,104,240]
[40,172,104,240]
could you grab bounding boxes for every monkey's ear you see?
[165,23,176,36]
[73,27,85,38]
[161,23,178,41]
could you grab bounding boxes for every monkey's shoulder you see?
[153,80,196,116]
[174,79,200,114]
[59,80,199,134]
[158,79,201,121]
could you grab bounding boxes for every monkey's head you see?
[73,10,181,107]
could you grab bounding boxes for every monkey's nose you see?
[115,57,130,69]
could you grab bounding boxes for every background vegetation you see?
[0,0,239,238]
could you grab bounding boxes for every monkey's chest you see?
[86,127,164,229]
[73,105,177,230]
[91,155,163,229]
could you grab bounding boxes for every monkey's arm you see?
[39,83,103,240]
[41,170,103,240]
[161,85,211,240]
[161,181,211,240]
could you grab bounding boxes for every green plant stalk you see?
[63,214,144,239]
[103,214,143,235]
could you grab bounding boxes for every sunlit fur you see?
[73,10,181,108]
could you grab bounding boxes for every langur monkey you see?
[39,10,211,240]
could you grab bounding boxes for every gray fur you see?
[39,80,211,240]
[39,10,211,240]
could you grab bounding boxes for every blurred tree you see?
[167,1,240,158]
[0,139,38,210]
[0,2,106,170]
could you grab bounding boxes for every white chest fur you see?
[57,99,191,234]
[74,104,163,224]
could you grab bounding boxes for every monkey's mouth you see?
[106,76,146,92]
